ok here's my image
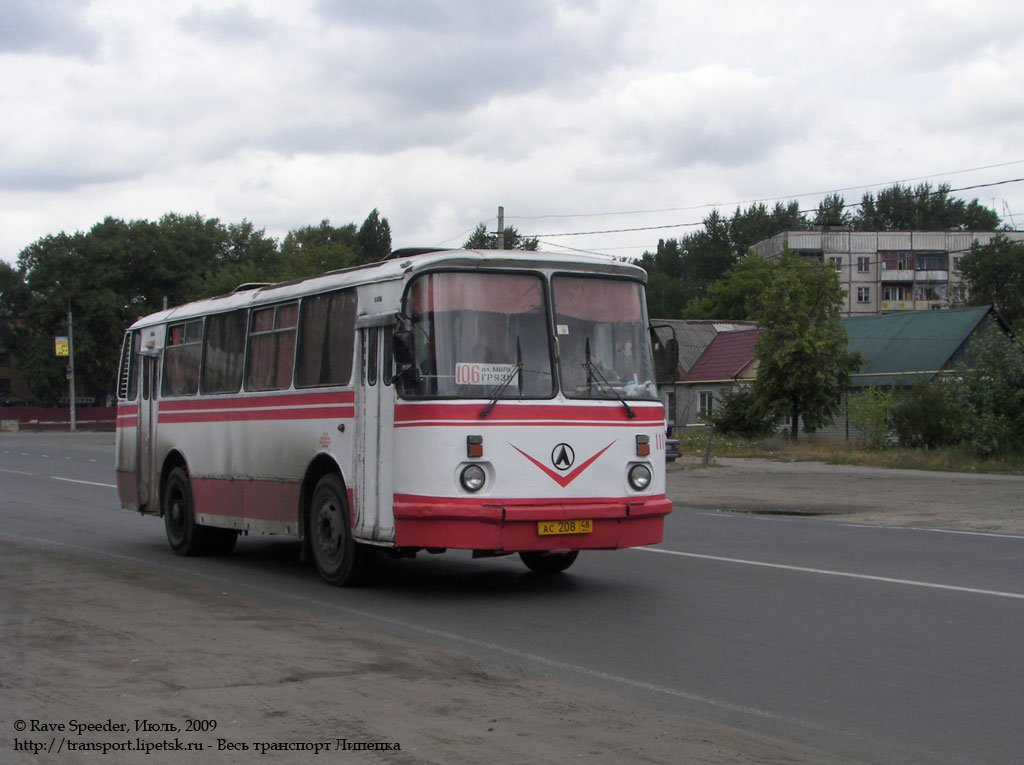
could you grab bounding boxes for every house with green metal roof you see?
[659,306,1003,439]
[821,305,1003,441]
[843,306,1000,388]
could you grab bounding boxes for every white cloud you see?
[0,0,99,57]
[602,66,800,168]
[1,0,1022,264]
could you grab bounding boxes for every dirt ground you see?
[4,457,1022,763]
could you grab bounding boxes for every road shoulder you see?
[667,458,1024,535]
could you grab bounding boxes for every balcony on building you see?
[914,251,949,281]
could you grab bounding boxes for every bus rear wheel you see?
[163,466,237,556]
[308,474,372,586]
[519,550,579,574]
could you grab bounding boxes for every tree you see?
[728,201,805,251]
[463,222,539,250]
[356,208,392,264]
[956,235,1024,333]
[680,209,737,295]
[5,229,127,405]
[750,251,862,439]
[814,194,851,227]
[853,182,1000,231]
[638,239,689,318]
[1,209,395,405]
[683,253,775,320]
[157,213,235,303]
[276,219,359,285]
[641,202,812,319]
[947,329,1024,456]
[708,386,778,437]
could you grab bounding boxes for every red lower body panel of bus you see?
[392,494,671,551]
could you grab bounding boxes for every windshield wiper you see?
[582,339,635,419]
[479,339,523,419]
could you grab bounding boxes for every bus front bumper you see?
[391,495,672,551]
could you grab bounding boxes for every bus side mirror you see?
[393,330,415,366]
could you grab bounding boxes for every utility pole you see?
[67,304,76,432]
[496,206,505,250]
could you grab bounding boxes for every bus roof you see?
[126,248,648,330]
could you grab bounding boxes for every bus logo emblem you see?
[511,441,616,488]
[551,444,575,471]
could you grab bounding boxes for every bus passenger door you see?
[354,322,396,542]
[136,353,160,514]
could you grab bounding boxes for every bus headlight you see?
[628,464,652,491]
[460,464,486,493]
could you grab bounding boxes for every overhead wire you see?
[507,160,1024,224]
[523,178,1024,239]
[434,164,1024,255]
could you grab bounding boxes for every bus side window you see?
[382,326,394,386]
[201,310,246,394]
[162,320,202,397]
[367,329,378,387]
[295,290,357,388]
[141,354,151,401]
[246,303,298,391]
[117,331,140,401]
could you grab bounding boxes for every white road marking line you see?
[635,547,1024,600]
[839,522,1024,540]
[50,476,117,489]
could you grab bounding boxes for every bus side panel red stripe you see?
[159,406,353,424]
[192,477,242,519]
[116,403,139,429]
[158,391,354,411]
[191,477,300,524]
[393,402,664,425]
[242,481,301,523]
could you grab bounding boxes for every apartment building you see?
[750,230,1024,316]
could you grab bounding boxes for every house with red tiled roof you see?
[672,328,763,426]
[651,320,759,429]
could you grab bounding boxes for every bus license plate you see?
[537,519,593,536]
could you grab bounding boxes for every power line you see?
[525,178,1024,239]
[507,160,1024,223]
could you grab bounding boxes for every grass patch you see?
[674,428,1024,474]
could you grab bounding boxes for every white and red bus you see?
[115,248,672,584]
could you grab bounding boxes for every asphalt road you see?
[2,432,1023,763]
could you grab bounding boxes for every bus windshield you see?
[399,271,554,399]
[552,275,658,401]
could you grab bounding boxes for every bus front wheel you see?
[519,550,579,574]
[309,474,372,586]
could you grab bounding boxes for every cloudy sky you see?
[3,0,1023,266]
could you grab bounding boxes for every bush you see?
[891,380,961,449]
[948,330,1024,456]
[708,387,778,437]
[847,386,895,450]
